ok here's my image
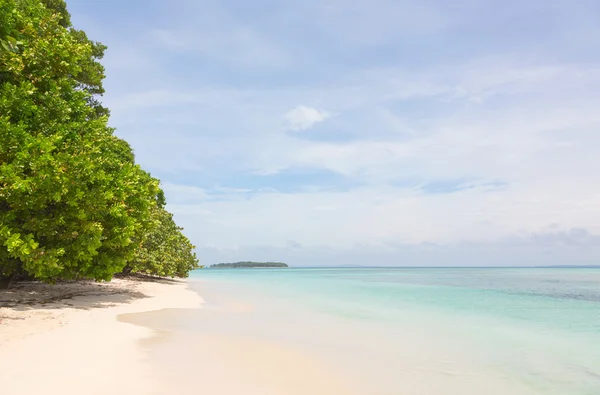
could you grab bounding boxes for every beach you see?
[152,268,598,395]
[0,278,202,395]
[0,277,357,395]
[2,268,600,395]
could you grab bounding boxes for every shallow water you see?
[124,268,600,395]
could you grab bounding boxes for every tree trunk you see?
[0,274,14,290]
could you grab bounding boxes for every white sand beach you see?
[3,272,591,395]
[0,278,355,395]
[0,278,202,395]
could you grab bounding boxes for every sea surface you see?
[126,268,600,395]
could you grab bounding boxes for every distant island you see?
[210,262,289,268]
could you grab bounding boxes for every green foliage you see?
[0,36,23,55]
[0,0,198,284]
[211,262,289,268]
[125,207,199,278]
[39,0,71,27]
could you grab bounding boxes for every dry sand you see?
[0,277,355,395]
[0,277,202,395]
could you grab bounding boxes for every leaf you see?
[0,0,196,283]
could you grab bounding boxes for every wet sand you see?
[119,279,542,395]
[1,275,567,395]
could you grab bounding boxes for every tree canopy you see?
[0,0,198,287]
[125,206,199,278]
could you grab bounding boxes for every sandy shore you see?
[0,277,355,395]
[0,275,551,395]
[0,277,202,395]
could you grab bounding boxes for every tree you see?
[125,205,200,278]
[0,0,162,286]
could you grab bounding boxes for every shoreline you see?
[0,277,357,395]
[0,277,202,395]
[4,270,589,395]
[124,276,557,395]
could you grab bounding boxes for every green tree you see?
[0,0,161,286]
[125,205,200,278]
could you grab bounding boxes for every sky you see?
[67,0,600,266]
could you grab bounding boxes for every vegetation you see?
[0,0,198,288]
[124,203,199,278]
[211,262,288,268]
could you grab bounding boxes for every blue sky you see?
[68,0,600,266]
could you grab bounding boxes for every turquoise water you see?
[190,268,600,394]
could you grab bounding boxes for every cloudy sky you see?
[68,0,600,266]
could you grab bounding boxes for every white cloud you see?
[70,0,600,265]
[111,58,600,255]
[167,176,600,250]
[284,106,331,131]
[193,228,600,267]
[161,182,209,204]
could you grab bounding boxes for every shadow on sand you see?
[0,274,180,316]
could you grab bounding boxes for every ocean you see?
[124,268,600,395]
